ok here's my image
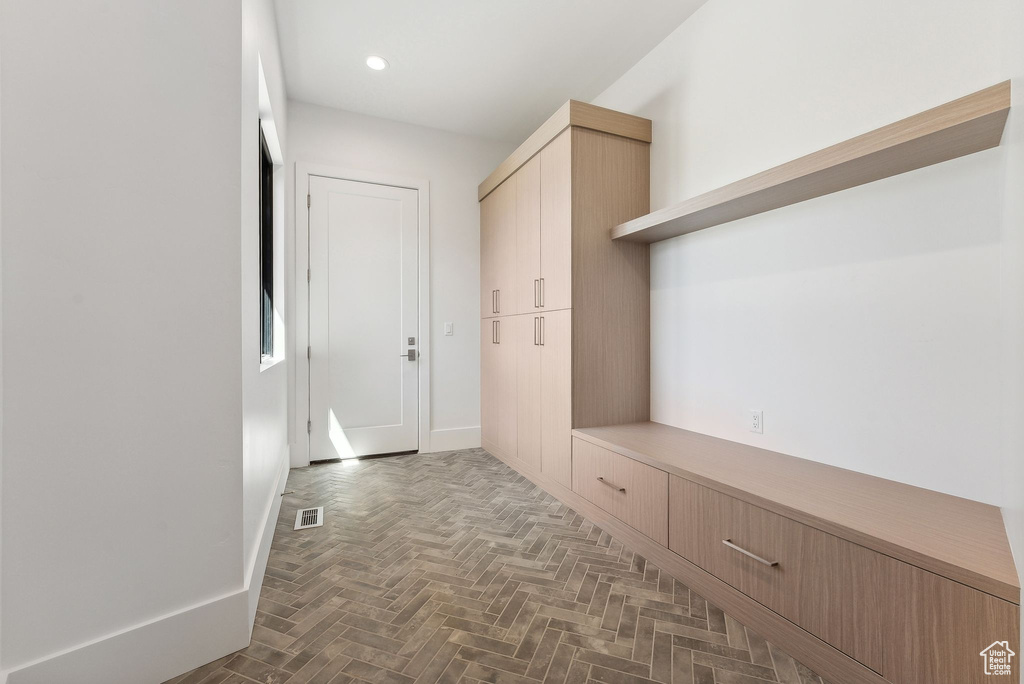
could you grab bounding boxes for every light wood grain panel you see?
[480,177,516,317]
[883,562,1020,684]
[568,100,653,145]
[480,189,496,318]
[515,157,541,314]
[570,128,651,428]
[671,477,889,672]
[572,438,668,544]
[494,316,518,458]
[613,81,1011,242]
[483,443,888,684]
[493,180,517,315]
[540,309,572,488]
[515,314,542,472]
[574,422,1020,604]
[539,129,572,311]
[670,476,1020,684]
[478,101,652,201]
[572,438,629,522]
[480,319,497,446]
[620,444,669,545]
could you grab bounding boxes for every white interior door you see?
[308,175,419,459]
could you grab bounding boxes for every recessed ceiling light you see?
[366,55,389,71]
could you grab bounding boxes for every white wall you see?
[997,0,1024,639]
[594,0,1021,505]
[1,0,242,667]
[0,19,5,681]
[0,0,290,680]
[286,103,512,462]
[593,0,1024,615]
[241,0,290,611]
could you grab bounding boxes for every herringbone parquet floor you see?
[166,449,832,684]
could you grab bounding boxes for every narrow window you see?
[259,123,274,359]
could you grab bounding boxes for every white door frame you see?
[294,162,431,466]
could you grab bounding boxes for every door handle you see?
[400,350,417,361]
[534,279,540,308]
[722,539,779,567]
[492,290,497,314]
[539,278,545,308]
[492,320,497,344]
[534,317,539,345]
[494,319,500,344]
[539,316,545,346]
[495,289,500,313]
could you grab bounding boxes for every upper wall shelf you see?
[478,100,652,201]
[612,81,1011,243]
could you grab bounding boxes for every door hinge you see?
[307,419,312,434]
[307,193,311,208]
[307,345,311,360]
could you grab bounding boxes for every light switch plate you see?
[444,322,454,336]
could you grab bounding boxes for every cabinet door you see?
[516,157,541,314]
[480,178,516,317]
[480,319,498,447]
[516,314,542,471]
[540,129,572,311]
[493,180,517,316]
[480,189,496,317]
[540,309,571,488]
[494,317,518,458]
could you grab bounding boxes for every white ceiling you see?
[274,0,707,143]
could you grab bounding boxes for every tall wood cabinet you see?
[479,101,652,487]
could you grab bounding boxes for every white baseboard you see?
[5,590,249,684]
[425,426,480,453]
[5,450,291,684]
[247,451,290,628]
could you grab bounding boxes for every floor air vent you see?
[294,507,324,530]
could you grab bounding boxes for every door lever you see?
[400,350,417,361]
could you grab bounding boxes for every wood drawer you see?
[572,438,667,544]
[669,475,1020,684]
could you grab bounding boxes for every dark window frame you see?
[259,123,274,360]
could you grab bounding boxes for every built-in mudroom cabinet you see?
[478,88,1020,684]
[479,102,652,486]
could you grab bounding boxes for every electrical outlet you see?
[750,410,763,434]
[444,322,454,336]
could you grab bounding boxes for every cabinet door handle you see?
[534,317,540,346]
[539,278,545,307]
[539,316,545,346]
[722,539,779,567]
[492,320,497,344]
[491,290,496,314]
[495,289,500,313]
[597,477,625,493]
[534,279,540,308]
[495,319,500,344]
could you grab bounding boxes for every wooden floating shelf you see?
[612,81,1011,243]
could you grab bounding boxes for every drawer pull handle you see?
[597,477,626,493]
[722,539,779,567]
